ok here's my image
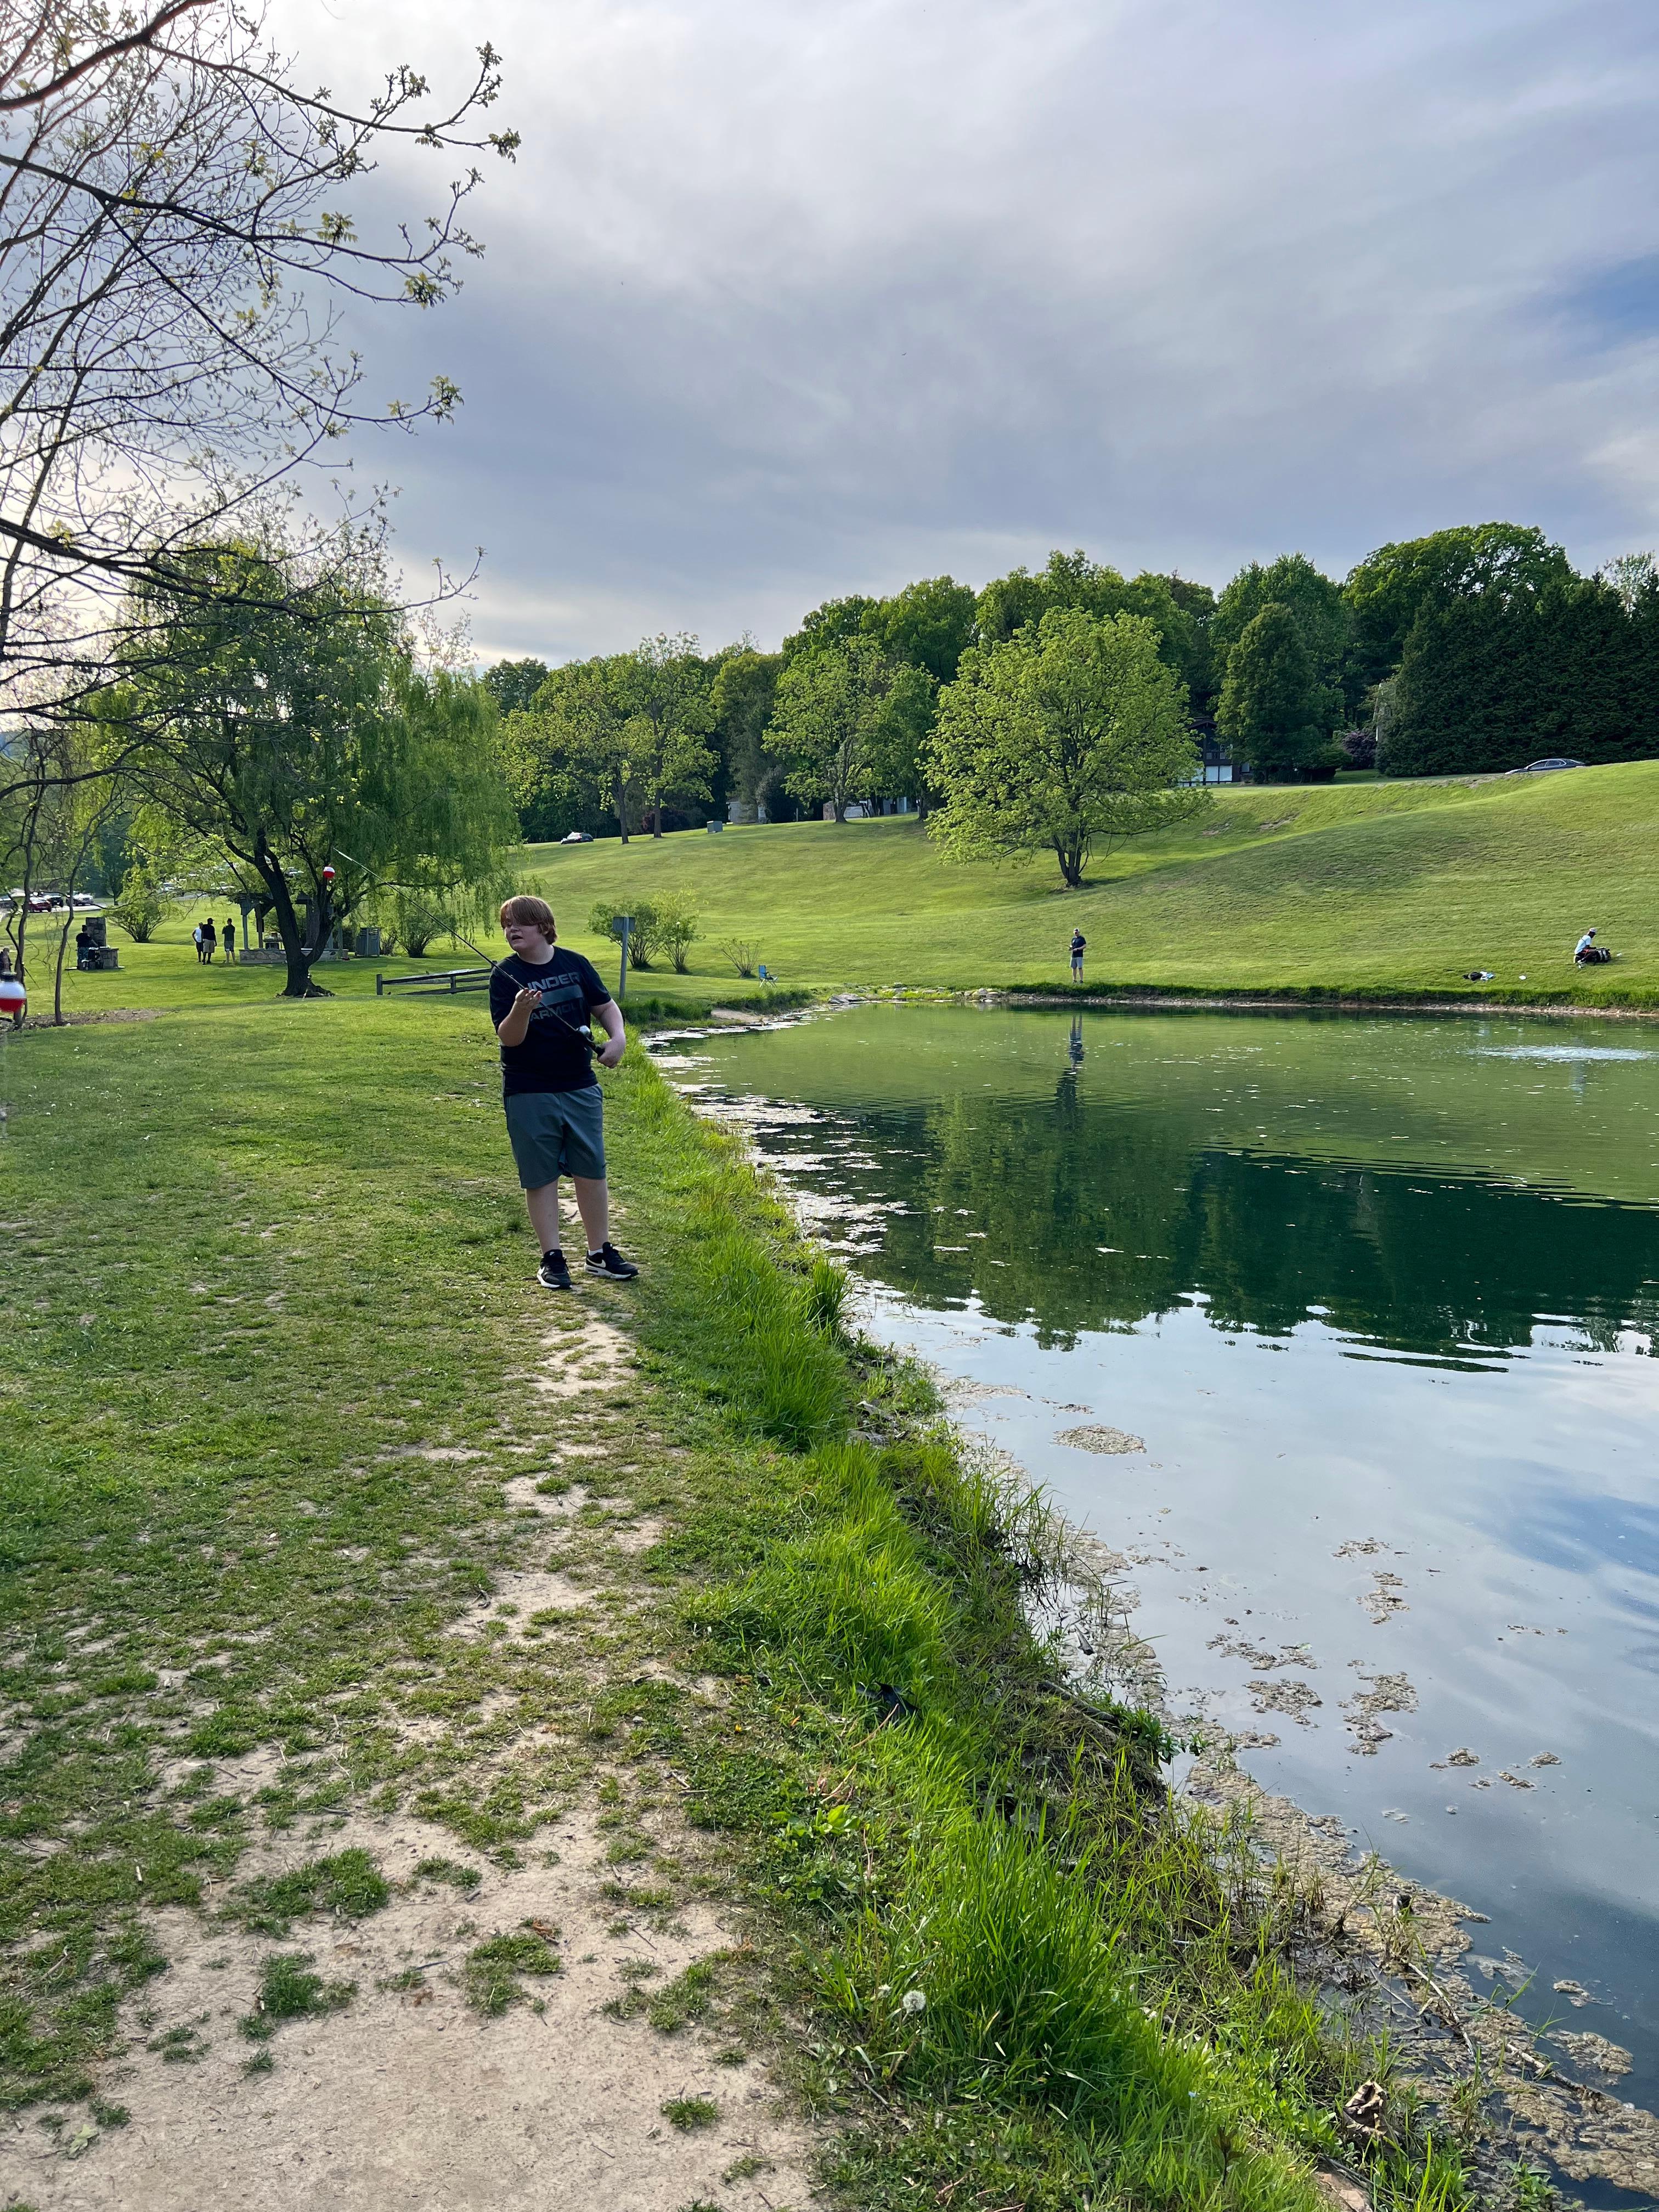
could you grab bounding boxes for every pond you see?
[659,1001,1659,2120]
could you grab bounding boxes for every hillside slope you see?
[521,762,1659,1004]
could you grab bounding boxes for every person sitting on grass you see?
[490,893,637,1291]
[1572,928,1611,966]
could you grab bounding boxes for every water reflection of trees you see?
[815,1094,1659,1362]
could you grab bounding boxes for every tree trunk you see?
[51,908,73,1025]
[255,850,328,998]
[650,777,664,837]
[614,767,630,844]
[1055,837,1085,889]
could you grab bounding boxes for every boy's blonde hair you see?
[500,894,556,942]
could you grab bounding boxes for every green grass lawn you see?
[500,762,1659,1007]
[41,760,1657,1024]
[3,998,1410,2209]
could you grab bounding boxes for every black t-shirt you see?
[488,949,614,1096]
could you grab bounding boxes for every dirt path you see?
[4,1310,819,2212]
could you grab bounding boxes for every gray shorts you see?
[504,1087,606,1187]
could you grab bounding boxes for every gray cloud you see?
[273,0,1659,659]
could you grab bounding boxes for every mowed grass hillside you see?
[520,761,1659,1006]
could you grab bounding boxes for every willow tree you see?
[929,607,1203,888]
[117,537,517,996]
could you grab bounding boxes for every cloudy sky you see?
[272,0,1659,663]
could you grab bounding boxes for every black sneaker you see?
[585,1242,638,1280]
[537,1250,573,1291]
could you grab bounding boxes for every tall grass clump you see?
[690,1444,952,1702]
[830,1789,1321,2212]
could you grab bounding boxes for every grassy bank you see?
[492,762,1658,1009]
[1,997,1480,2208]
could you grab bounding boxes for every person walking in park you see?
[490,894,637,1291]
[222,916,236,962]
[1070,928,1086,982]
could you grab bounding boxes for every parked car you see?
[71,893,103,909]
[560,830,594,844]
[1516,757,1585,774]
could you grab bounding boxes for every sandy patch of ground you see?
[3,1810,814,2212]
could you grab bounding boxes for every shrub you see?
[390,888,450,957]
[589,899,662,969]
[108,868,170,942]
[720,936,759,977]
[653,893,701,973]
[1339,726,1376,770]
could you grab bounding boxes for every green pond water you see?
[658,1002,1659,2124]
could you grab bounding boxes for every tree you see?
[709,648,784,815]
[1600,551,1656,616]
[771,637,898,823]
[117,535,517,996]
[1380,575,1659,776]
[974,550,1214,708]
[108,866,171,943]
[929,607,1202,888]
[783,595,878,661]
[622,634,715,836]
[1213,555,1348,723]
[864,577,977,685]
[514,657,648,844]
[1343,524,1573,692]
[484,659,550,718]
[1215,602,1331,781]
[0,3,515,789]
[0,718,121,1019]
[864,662,936,814]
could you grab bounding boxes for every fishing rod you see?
[331,848,603,1065]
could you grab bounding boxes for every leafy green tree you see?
[782,595,878,661]
[622,634,716,836]
[515,657,647,844]
[108,867,171,943]
[483,658,551,718]
[1381,575,1659,775]
[1598,551,1656,616]
[1213,555,1348,723]
[1215,602,1331,781]
[864,577,977,685]
[709,648,785,815]
[864,662,938,817]
[929,607,1201,888]
[772,637,901,823]
[1344,524,1572,690]
[975,550,1214,708]
[118,538,516,997]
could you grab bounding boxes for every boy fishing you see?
[490,894,637,1291]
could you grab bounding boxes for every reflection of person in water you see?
[1068,1014,1084,1067]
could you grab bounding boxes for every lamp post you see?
[616,915,631,1000]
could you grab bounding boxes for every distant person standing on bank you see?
[490,894,637,1291]
[1070,928,1086,982]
